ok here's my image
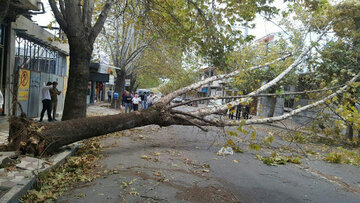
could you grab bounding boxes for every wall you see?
[257,96,285,117]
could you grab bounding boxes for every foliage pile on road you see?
[256,151,302,166]
[22,138,104,202]
[324,147,360,165]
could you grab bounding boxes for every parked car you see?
[207,99,227,115]
[207,99,222,107]
[173,96,183,103]
[137,89,150,96]
[183,97,193,106]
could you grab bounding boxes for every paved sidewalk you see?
[0,103,120,202]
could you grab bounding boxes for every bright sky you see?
[32,0,287,40]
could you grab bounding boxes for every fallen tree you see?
[7,28,359,156]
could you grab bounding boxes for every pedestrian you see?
[235,104,242,120]
[122,91,126,106]
[132,93,141,111]
[147,93,153,108]
[242,105,250,119]
[0,89,3,113]
[49,81,61,121]
[108,89,113,102]
[39,82,53,122]
[140,92,147,109]
[124,91,132,113]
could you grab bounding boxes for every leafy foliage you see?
[256,151,302,166]
[22,139,104,202]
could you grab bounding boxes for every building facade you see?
[1,1,69,118]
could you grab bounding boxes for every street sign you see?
[18,69,30,100]
[125,79,130,87]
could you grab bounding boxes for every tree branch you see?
[157,53,293,105]
[222,73,359,126]
[168,85,344,108]
[190,28,330,117]
[90,0,112,43]
[48,0,68,31]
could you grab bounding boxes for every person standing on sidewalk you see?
[108,89,113,102]
[39,82,53,122]
[124,91,132,113]
[132,93,141,111]
[49,81,61,121]
[140,92,147,110]
[147,93,156,108]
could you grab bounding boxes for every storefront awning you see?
[90,72,109,82]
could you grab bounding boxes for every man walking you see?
[40,82,53,122]
[124,91,132,113]
[132,93,141,111]
[147,93,156,108]
[49,81,61,121]
[108,89,113,102]
[140,92,147,110]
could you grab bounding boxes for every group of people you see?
[228,104,250,120]
[122,91,157,113]
[40,81,61,122]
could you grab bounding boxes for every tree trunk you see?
[268,96,277,117]
[129,73,137,93]
[62,38,93,120]
[346,125,354,141]
[112,68,126,109]
[0,0,10,24]
[8,107,170,155]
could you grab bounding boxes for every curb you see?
[0,144,81,203]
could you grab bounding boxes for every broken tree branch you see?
[221,73,359,126]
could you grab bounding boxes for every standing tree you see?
[0,0,10,24]
[96,1,151,108]
[48,0,113,120]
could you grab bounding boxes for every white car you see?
[173,96,183,103]
[207,99,222,107]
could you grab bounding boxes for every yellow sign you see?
[19,69,30,89]
[18,69,30,101]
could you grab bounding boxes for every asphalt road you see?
[56,123,360,203]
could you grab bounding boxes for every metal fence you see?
[15,35,67,118]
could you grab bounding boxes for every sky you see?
[32,0,288,40]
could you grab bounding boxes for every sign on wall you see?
[18,69,30,100]
[125,79,130,87]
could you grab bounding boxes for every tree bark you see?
[112,68,126,108]
[8,107,169,155]
[62,38,93,120]
[0,0,10,24]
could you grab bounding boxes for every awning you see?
[90,72,109,82]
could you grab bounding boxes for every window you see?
[15,35,66,76]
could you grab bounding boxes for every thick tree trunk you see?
[8,107,170,155]
[62,38,93,120]
[0,0,10,24]
[129,73,137,93]
[112,69,126,108]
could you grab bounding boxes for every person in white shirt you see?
[132,94,141,111]
[39,82,53,122]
